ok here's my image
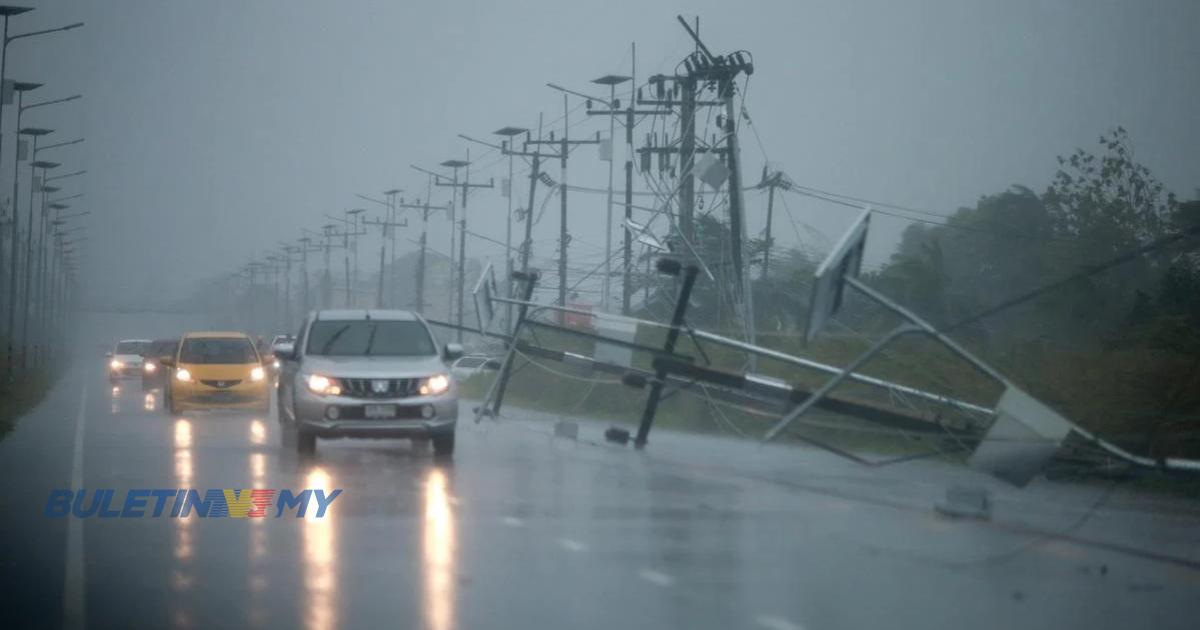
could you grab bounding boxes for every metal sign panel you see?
[969,385,1073,487]
[594,316,638,368]
[471,263,498,334]
[804,208,870,343]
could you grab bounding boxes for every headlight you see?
[250,366,265,381]
[110,359,123,369]
[419,373,451,396]
[143,362,157,373]
[175,368,193,382]
[306,374,341,396]
[272,359,281,369]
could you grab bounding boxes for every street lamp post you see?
[5,119,43,369]
[0,5,34,182]
[2,80,38,343]
[33,199,71,364]
[21,157,57,367]
[26,136,81,364]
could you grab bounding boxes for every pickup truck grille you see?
[339,377,421,399]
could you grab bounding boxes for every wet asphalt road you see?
[1,314,1199,629]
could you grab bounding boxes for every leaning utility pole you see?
[634,17,756,348]
[525,96,601,315]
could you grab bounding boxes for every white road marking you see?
[638,569,675,587]
[557,538,588,552]
[63,382,88,630]
[502,516,525,527]
[755,614,805,630]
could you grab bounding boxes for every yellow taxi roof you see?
[182,331,252,339]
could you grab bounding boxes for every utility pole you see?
[321,216,363,308]
[393,194,442,315]
[757,167,789,279]
[634,17,756,349]
[295,236,321,316]
[434,153,494,341]
[525,96,601,317]
[382,188,402,306]
[362,213,407,308]
[498,117,545,280]
[587,57,676,314]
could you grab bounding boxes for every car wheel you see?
[432,431,455,458]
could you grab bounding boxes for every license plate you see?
[364,404,396,419]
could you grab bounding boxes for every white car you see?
[108,339,151,382]
[449,355,502,381]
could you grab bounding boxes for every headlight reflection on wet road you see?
[303,466,338,630]
[423,467,457,630]
[248,448,269,628]
[172,418,195,628]
[249,419,266,446]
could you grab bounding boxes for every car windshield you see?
[306,320,436,357]
[115,341,148,355]
[179,337,258,364]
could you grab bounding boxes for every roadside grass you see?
[0,368,55,442]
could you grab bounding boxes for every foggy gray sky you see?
[15,0,1200,307]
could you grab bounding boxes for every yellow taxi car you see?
[162,332,270,414]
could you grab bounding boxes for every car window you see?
[306,320,437,357]
[151,340,178,356]
[115,341,148,355]
[179,337,258,364]
[457,357,485,368]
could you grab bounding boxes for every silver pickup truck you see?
[276,309,462,456]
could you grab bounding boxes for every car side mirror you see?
[105,351,113,358]
[160,357,175,368]
[443,343,463,361]
[275,344,296,362]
